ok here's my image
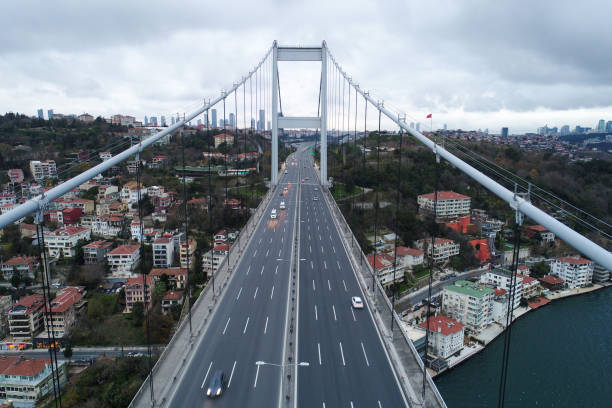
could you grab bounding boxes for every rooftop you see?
[108,244,140,256]
[419,191,470,201]
[50,287,85,313]
[444,280,494,298]
[420,315,464,336]
[0,356,50,378]
[556,256,593,265]
[83,240,113,249]
[396,247,424,257]
[150,267,187,277]
[163,291,184,301]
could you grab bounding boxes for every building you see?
[149,268,187,289]
[44,226,91,258]
[124,275,152,313]
[415,238,460,263]
[395,247,424,270]
[77,113,94,123]
[501,127,509,138]
[29,160,57,182]
[0,296,12,338]
[592,264,610,283]
[106,244,141,276]
[501,245,531,266]
[179,239,197,269]
[47,109,53,119]
[0,356,67,408]
[524,225,555,244]
[551,256,594,288]
[417,191,471,218]
[37,109,44,119]
[46,286,87,338]
[479,268,523,310]
[82,240,113,264]
[1,256,39,281]
[538,274,564,291]
[130,219,142,242]
[214,230,228,244]
[162,291,184,314]
[7,294,45,340]
[367,253,403,287]
[7,169,24,184]
[518,274,540,299]
[0,193,16,207]
[153,237,174,268]
[420,315,465,359]
[214,133,235,148]
[442,280,494,332]
[91,215,123,238]
[468,238,492,263]
[202,244,231,275]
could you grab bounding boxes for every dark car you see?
[206,370,226,398]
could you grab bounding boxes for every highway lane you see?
[168,153,300,407]
[296,146,408,407]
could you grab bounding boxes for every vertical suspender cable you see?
[180,126,192,335]
[206,109,215,296]
[391,128,403,331]
[372,108,382,292]
[223,97,228,204]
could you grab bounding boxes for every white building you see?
[153,237,174,268]
[131,219,142,242]
[420,315,465,359]
[592,263,610,283]
[44,226,91,258]
[415,238,460,263]
[29,160,57,181]
[0,193,17,206]
[106,244,141,276]
[367,253,403,287]
[442,280,494,332]
[551,256,594,288]
[202,243,230,275]
[417,191,471,218]
[396,247,425,270]
[479,268,523,310]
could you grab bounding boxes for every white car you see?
[351,296,364,309]
[270,208,277,219]
[280,201,286,210]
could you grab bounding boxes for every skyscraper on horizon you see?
[212,109,218,127]
[606,121,612,132]
[47,109,53,120]
[144,116,148,125]
[150,116,158,126]
[161,116,166,126]
[560,125,570,135]
[37,109,43,119]
[229,113,236,128]
[501,127,509,138]
[416,122,420,132]
[259,109,265,131]
[171,116,175,125]
[597,119,605,132]
[197,119,202,126]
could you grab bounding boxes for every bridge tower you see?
[271,41,328,186]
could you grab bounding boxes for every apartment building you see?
[7,294,45,340]
[149,268,187,289]
[179,240,197,269]
[592,263,610,283]
[551,256,594,288]
[124,275,152,313]
[396,247,425,270]
[417,191,471,218]
[214,133,235,148]
[518,274,540,299]
[161,291,184,314]
[7,169,24,184]
[1,256,38,280]
[479,268,523,310]
[415,238,460,263]
[106,244,141,276]
[29,160,57,182]
[44,226,91,258]
[367,253,403,287]
[0,296,13,338]
[46,287,87,338]
[82,240,113,264]
[442,280,494,333]
[153,237,174,268]
[54,198,94,215]
[420,315,465,359]
[91,215,123,238]
[0,193,17,206]
[0,356,67,408]
[524,225,555,244]
[202,244,231,276]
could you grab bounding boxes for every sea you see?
[435,286,611,408]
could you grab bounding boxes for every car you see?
[351,296,364,309]
[314,187,319,191]
[280,201,286,210]
[270,208,277,219]
[313,196,318,201]
[285,170,288,174]
[206,370,226,398]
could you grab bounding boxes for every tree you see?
[132,302,144,327]
[63,343,73,361]
[10,272,21,288]
[530,261,549,279]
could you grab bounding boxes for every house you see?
[97,184,119,201]
[468,238,492,262]
[179,239,197,269]
[0,356,67,408]
[517,265,530,276]
[99,151,113,161]
[417,191,471,218]
[187,198,207,210]
[106,244,141,276]
[149,268,187,289]
[0,193,17,206]
[518,274,540,299]
[445,215,477,235]
[7,294,45,340]
[29,160,57,181]
[46,286,87,338]
[479,268,523,310]
[367,253,403,287]
[55,198,94,215]
[124,275,152,313]
[420,315,465,359]
[44,226,91,258]
[538,274,564,291]
[442,280,494,332]
[153,237,174,268]
[131,219,142,242]
[162,291,184,314]
[551,256,594,288]
[501,245,531,266]
[214,133,235,148]
[78,113,94,122]
[149,155,169,169]
[223,198,242,210]
[91,214,124,238]
[82,240,113,264]
[524,225,555,244]
[415,238,460,263]
[214,230,228,244]
[395,247,424,270]
[7,169,24,184]
[1,256,39,280]
[202,244,231,275]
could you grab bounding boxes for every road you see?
[295,146,408,407]
[167,150,299,407]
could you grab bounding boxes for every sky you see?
[1,0,611,134]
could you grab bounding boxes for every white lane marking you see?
[343,280,347,292]
[312,280,316,291]
[253,249,257,257]
[332,246,336,253]
[270,285,275,299]
[259,238,262,244]
[315,305,318,320]
[318,343,322,365]
[266,249,269,257]
[246,265,251,275]
[323,403,326,408]
[329,234,332,241]
[337,260,341,270]
[243,317,250,334]
[223,317,231,335]
[261,265,265,275]
[309,234,311,240]
[351,307,357,322]
[254,363,261,388]
[324,261,328,270]
[264,316,269,334]
[278,249,282,257]
[350,402,354,408]
[282,236,284,244]
[253,287,259,299]
[319,234,322,241]
[327,279,331,291]
[275,265,279,274]
[311,261,314,269]
[332,305,337,321]
[318,225,320,231]
[378,401,382,408]
[309,245,312,253]
[270,237,272,244]
[228,361,237,388]
[237,287,243,299]
[339,342,346,366]
[200,361,213,388]
[361,342,370,366]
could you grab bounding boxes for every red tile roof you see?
[154,237,173,244]
[468,239,492,262]
[367,254,392,270]
[494,288,507,296]
[539,274,564,284]
[3,256,37,266]
[556,256,592,265]
[517,274,537,284]
[396,247,424,257]
[420,315,464,336]
[83,240,113,249]
[50,287,85,313]
[150,268,187,277]
[525,225,548,232]
[419,191,470,201]
[163,291,184,301]
[0,356,49,377]
[108,244,140,256]
[48,226,89,236]
[214,243,231,252]
[126,275,152,288]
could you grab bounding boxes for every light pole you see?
[255,360,309,408]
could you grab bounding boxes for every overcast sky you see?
[1,0,611,134]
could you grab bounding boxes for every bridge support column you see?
[271,41,279,185]
[321,41,328,186]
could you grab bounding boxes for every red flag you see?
[426,113,432,119]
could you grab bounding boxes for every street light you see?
[255,360,310,408]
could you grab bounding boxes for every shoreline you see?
[432,282,611,379]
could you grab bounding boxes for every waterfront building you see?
[420,315,465,359]
[538,274,564,291]
[442,280,493,332]
[592,263,610,283]
[551,256,594,288]
[479,268,523,310]
[0,356,67,407]
[417,191,471,218]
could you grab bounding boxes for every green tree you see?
[10,272,21,288]
[530,261,549,278]
[132,302,144,327]
[63,343,73,360]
